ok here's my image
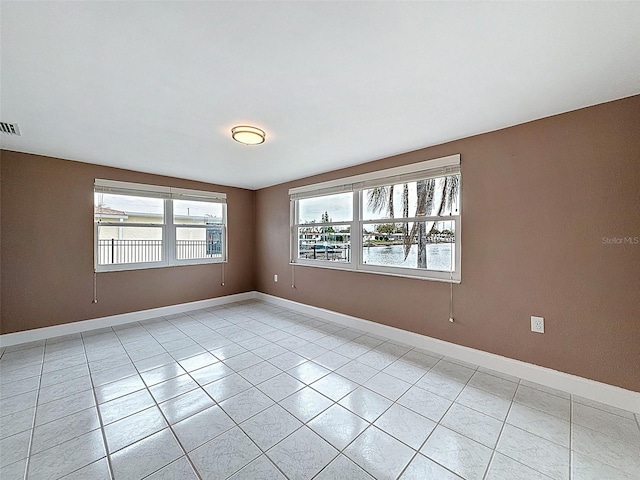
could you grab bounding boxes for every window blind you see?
[94,179,226,203]
[289,154,460,200]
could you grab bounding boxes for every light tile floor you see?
[1,300,639,480]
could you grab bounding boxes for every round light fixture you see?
[231,125,265,145]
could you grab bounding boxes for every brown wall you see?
[0,151,255,334]
[255,95,640,392]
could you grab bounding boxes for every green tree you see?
[375,224,395,234]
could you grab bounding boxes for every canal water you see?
[363,244,454,272]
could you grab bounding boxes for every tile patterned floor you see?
[1,300,639,480]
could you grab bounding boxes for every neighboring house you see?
[94,206,223,263]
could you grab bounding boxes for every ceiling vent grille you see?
[1,122,21,135]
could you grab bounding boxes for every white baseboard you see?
[0,292,256,348]
[256,293,640,414]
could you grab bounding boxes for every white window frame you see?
[291,197,354,267]
[289,154,461,283]
[94,179,227,272]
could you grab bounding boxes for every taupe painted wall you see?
[0,151,255,334]
[255,96,640,392]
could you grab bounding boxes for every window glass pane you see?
[298,225,351,262]
[298,193,352,224]
[362,220,455,272]
[94,193,164,224]
[97,226,163,265]
[176,226,223,260]
[362,175,460,220]
[363,183,417,220]
[173,200,223,225]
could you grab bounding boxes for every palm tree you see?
[367,175,459,268]
[407,178,436,267]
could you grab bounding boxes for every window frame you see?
[94,180,227,272]
[289,155,461,283]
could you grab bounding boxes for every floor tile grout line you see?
[135,306,323,480]
[481,388,517,480]
[301,355,459,480]
[485,380,576,480]
[234,417,300,480]
[518,394,634,449]
[492,425,571,479]
[518,380,572,399]
[387,407,438,480]
[511,383,573,423]
[282,352,430,479]
[103,305,480,479]
[113,323,207,480]
[569,396,573,480]
[171,304,336,386]
[570,395,637,421]
[159,309,301,480]
[21,345,45,480]
[81,333,116,480]
[569,399,640,440]
[418,361,490,480]
[322,355,510,479]
[156,306,392,479]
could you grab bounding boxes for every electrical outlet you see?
[531,316,544,333]
[274,274,278,283]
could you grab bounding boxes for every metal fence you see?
[97,239,222,264]
[299,243,351,262]
[176,239,222,260]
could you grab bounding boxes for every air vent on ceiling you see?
[1,122,21,135]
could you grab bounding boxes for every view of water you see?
[363,243,454,272]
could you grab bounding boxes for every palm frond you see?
[367,186,390,214]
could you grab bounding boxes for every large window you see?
[290,155,461,282]
[94,180,226,271]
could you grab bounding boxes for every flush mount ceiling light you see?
[231,125,265,145]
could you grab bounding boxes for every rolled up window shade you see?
[289,154,459,200]
[94,179,226,203]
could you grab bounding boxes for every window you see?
[296,192,352,263]
[290,154,461,282]
[94,180,226,271]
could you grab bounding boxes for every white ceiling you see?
[1,2,639,190]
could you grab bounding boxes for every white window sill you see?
[290,261,461,284]
[96,259,226,273]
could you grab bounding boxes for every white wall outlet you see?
[274,274,278,283]
[531,316,544,333]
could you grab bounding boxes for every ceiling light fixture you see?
[231,125,265,145]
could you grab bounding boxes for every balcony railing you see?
[176,239,222,260]
[97,239,222,264]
